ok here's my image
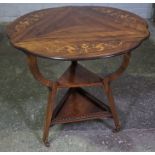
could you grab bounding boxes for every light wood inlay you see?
[7,6,149,60]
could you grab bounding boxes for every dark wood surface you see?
[51,88,112,125]
[7,6,149,60]
[7,7,149,146]
[27,53,131,146]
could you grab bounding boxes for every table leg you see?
[27,54,54,146]
[102,52,131,131]
[26,52,131,146]
[103,79,121,131]
[43,84,57,147]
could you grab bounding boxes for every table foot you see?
[44,141,50,147]
[112,125,121,133]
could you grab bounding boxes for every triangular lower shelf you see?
[51,88,112,125]
[57,63,102,88]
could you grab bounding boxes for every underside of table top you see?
[7,6,149,60]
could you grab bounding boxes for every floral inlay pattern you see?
[93,7,147,29]
[9,11,47,38]
[7,6,149,60]
[16,40,123,57]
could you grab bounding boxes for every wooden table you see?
[7,6,149,146]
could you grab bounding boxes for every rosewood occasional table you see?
[6,6,149,146]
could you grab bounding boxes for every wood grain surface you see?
[7,6,149,60]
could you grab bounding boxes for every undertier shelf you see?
[51,88,112,124]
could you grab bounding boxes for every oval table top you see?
[7,6,149,60]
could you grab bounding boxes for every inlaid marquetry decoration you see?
[6,6,150,146]
[7,6,149,60]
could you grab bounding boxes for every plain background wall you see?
[0,3,153,22]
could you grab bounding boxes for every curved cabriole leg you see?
[27,54,53,88]
[106,52,131,81]
[27,54,56,146]
[102,52,131,132]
